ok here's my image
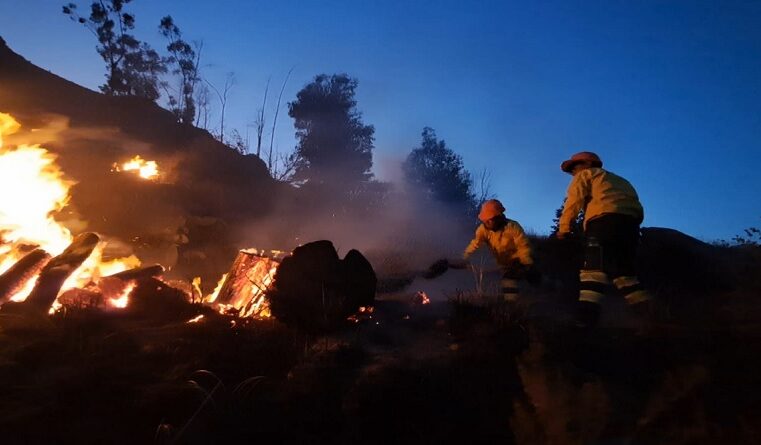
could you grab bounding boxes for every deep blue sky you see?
[1,0,760,240]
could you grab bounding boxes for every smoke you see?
[4,113,480,286]
[4,114,193,273]
[236,154,478,277]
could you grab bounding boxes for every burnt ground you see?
[2,272,761,445]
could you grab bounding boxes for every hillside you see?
[0,36,281,283]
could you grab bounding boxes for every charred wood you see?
[57,287,103,309]
[0,248,51,304]
[216,250,255,305]
[216,250,278,317]
[106,264,165,282]
[126,277,196,321]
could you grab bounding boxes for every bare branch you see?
[255,77,270,158]
[268,67,293,172]
[475,168,494,204]
[206,73,235,144]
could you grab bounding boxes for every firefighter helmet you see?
[478,199,506,222]
[561,151,603,173]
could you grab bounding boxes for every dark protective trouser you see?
[501,263,526,302]
[579,214,651,307]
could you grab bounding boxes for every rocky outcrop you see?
[268,240,376,332]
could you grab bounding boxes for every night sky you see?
[1,0,760,240]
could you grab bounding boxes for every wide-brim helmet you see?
[561,151,603,173]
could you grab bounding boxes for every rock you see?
[268,240,376,332]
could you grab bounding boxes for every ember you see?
[414,291,431,305]
[347,306,375,323]
[187,314,204,323]
[109,282,136,308]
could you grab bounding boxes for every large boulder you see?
[268,240,376,333]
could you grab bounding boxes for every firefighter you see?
[462,199,534,302]
[557,151,652,327]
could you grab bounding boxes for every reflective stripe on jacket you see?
[463,219,533,266]
[559,167,643,233]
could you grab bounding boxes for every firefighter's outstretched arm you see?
[463,225,486,260]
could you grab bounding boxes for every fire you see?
[212,249,282,319]
[414,291,431,305]
[113,155,159,180]
[0,113,141,308]
[347,306,375,323]
[205,273,227,304]
[109,282,136,308]
[187,314,204,323]
[1,112,290,319]
[0,119,74,270]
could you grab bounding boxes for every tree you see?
[227,129,248,155]
[253,78,270,158]
[732,220,761,246]
[288,74,375,186]
[402,127,476,211]
[206,73,235,145]
[194,82,211,129]
[159,16,201,124]
[63,1,165,101]
[474,168,495,210]
[550,199,584,236]
[268,68,293,177]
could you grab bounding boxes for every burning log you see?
[0,248,51,304]
[57,287,103,309]
[215,249,279,317]
[105,264,165,282]
[22,232,100,313]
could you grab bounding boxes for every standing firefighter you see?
[557,151,652,327]
[463,199,534,302]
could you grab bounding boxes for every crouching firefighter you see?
[462,199,535,302]
[557,151,653,327]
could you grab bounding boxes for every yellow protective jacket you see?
[463,219,533,267]
[559,167,644,233]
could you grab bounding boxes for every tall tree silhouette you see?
[159,15,200,124]
[63,1,165,101]
[288,74,374,186]
[403,127,476,212]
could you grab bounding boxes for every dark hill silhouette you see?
[0,36,281,284]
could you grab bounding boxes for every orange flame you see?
[205,273,228,304]
[113,155,159,180]
[108,282,136,308]
[0,113,141,308]
[210,250,281,319]
[187,314,204,323]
